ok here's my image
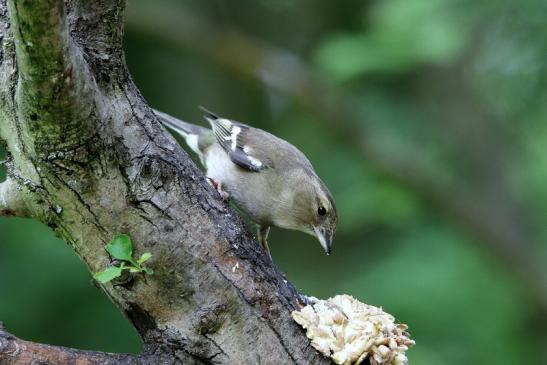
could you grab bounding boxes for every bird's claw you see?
[207,177,230,201]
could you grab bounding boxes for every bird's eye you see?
[318,206,327,216]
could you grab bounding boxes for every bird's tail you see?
[153,109,209,158]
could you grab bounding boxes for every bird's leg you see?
[206,177,230,201]
[258,225,272,260]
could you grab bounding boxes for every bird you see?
[154,107,337,259]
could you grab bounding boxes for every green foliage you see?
[93,234,153,284]
[105,235,134,262]
[315,0,472,81]
[93,266,123,284]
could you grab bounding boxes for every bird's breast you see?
[204,144,234,183]
[204,144,278,225]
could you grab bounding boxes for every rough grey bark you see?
[0,1,331,364]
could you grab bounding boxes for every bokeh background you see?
[1,0,547,363]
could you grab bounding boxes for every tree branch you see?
[7,0,96,159]
[7,0,70,78]
[0,322,148,365]
[0,176,28,217]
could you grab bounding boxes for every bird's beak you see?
[313,226,333,255]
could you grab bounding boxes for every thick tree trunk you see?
[0,1,330,364]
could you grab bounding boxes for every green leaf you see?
[93,266,122,283]
[137,252,152,264]
[105,234,133,261]
[128,266,141,273]
[143,267,154,275]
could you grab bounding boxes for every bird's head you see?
[276,170,338,255]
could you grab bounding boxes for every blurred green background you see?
[1,0,547,363]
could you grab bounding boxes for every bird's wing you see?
[202,107,270,172]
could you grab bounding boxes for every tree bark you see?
[0,1,330,364]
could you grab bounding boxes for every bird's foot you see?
[207,177,230,201]
[258,226,273,261]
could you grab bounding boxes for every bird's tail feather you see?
[154,109,207,137]
[154,109,208,157]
